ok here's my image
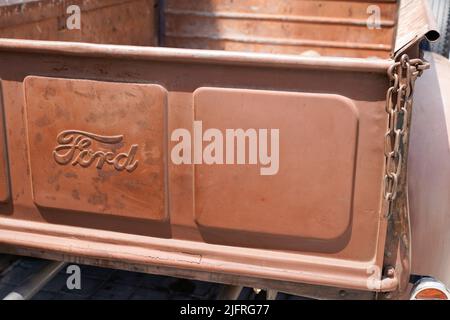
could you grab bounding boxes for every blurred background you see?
[428,0,450,58]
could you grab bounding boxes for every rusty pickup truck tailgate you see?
[0,0,434,296]
[0,41,392,293]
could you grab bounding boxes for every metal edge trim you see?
[0,38,392,73]
[0,217,380,292]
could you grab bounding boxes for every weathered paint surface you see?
[0,0,436,297]
[164,0,398,58]
[0,38,391,292]
[409,52,450,288]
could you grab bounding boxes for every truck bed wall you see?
[0,0,158,46]
[1,0,399,58]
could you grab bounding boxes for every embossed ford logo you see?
[53,130,139,172]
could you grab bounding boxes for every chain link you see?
[383,54,429,218]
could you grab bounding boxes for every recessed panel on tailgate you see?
[194,88,358,247]
[24,77,167,221]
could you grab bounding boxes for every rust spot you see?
[47,171,62,184]
[74,90,96,99]
[71,189,80,200]
[114,200,126,210]
[85,112,99,123]
[64,172,78,179]
[88,191,108,207]
[35,115,51,127]
[123,179,144,192]
[35,133,42,143]
[95,169,118,183]
[55,105,70,120]
[137,120,150,130]
[43,87,56,99]
[118,109,127,118]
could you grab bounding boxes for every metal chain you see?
[383,54,429,218]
